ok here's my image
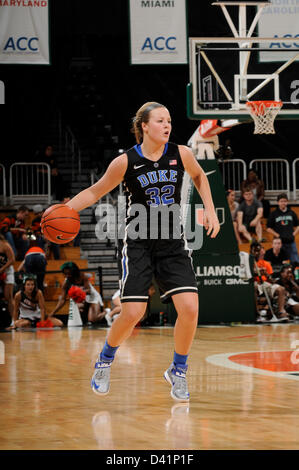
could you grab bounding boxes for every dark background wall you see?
[0,0,298,165]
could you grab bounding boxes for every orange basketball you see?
[41,204,80,245]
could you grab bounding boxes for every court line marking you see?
[206,351,299,381]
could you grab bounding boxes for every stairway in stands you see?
[59,152,119,302]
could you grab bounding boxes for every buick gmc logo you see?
[141,36,177,51]
[3,37,39,52]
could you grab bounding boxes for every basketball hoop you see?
[246,100,283,134]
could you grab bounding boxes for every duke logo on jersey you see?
[123,142,184,237]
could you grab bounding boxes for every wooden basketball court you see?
[1,323,299,450]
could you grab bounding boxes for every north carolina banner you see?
[0,0,50,65]
[129,0,187,65]
[258,0,299,62]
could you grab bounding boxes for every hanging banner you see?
[129,0,187,65]
[0,0,50,65]
[258,0,299,62]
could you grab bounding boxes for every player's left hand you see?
[203,210,220,238]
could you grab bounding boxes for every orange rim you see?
[246,100,283,115]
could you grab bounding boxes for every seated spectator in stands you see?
[267,195,299,263]
[49,262,104,324]
[62,197,81,247]
[240,169,270,218]
[266,193,299,266]
[31,203,60,259]
[36,145,65,201]
[11,275,63,329]
[105,284,156,327]
[0,205,30,260]
[251,241,288,321]
[277,265,299,318]
[31,204,46,250]
[264,236,289,275]
[237,188,263,242]
[0,233,15,322]
[104,289,121,327]
[226,189,241,244]
[17,235,47,292]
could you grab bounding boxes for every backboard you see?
[187,1,299,123]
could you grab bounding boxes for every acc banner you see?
[0,0,50,65]
[258,0,299,62]
[129,0,187,65]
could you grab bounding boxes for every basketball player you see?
[64,102,220,402]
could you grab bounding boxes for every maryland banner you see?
[0,0,50,64]
[129,0,187,64]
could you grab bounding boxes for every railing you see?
[1,158,297,208]
[0,164,6,205]
[9,163,51,206]
[292,158,299,201]
[249,159,290,201]
[218,158,294,202]
[218,159,247,198]
[65,126,82,180]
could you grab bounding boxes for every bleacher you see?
[0,207,106,319]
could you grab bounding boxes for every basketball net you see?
[246,100,283,135]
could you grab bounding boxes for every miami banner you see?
[129,0,187,65]
[0,0,50,64]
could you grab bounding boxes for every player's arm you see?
[179,145,220,238]
[65,154,128,213]
[49,281,68,316]
[83,273,91,294]
[11,291,21,328]
[37,290,46,322]
[250,207,263,226]
[266,213,279,237]
[237,210,243,227]
[110,295,121,317]
[292,212,299,237]
[266,227,280,237]
[17,260,25,272]
[0,242,15,274]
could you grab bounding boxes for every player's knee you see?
[122,306,145,325]
[179,303,198,323]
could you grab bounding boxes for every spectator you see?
[266,193,299,266]
[49,262,104,324]
[251,241,288,321]
[237,188,263,242]
[105,284,156,327]
[104,289,121,327]
[0,233,15,322]
[31,204,46,250]
[0,205,30,260]
[240,169,270,218]
[264,236,289,275]
[32,204,60,260]
[62,197,81,247]
[17,236,47,292]
[226,189,241,244]
[277,265,299,318]
[11,275,63,329]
